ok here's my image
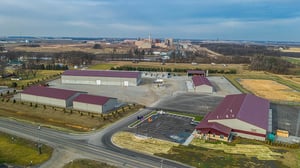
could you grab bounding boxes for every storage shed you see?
[196,94,270,141]
[61,70,142,86]
[20,86,81,108]
[192,76,213,93]
[73,94,118,114]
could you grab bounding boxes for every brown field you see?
[12,43,129,54]
[112,131,178,155]
[281,47,300,53]
[190,138,281,160]
[239,79,300,102]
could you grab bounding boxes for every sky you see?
[0,0,300,41]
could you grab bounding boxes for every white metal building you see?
[20,86,81,108]
[73,94,118,113]
[192,76,213,93]
[61,70,142,86]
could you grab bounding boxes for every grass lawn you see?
[63,159,117,168]
[0,132,52,167]
[90,61,245,72]
[88,63,117,70]
[0,100,143,132]
[0,70,62,89]
[112,131,295,168]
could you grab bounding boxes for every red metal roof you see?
[192,76,212,86]
[62,70,140,78]
[21,86,79,100]
[73,94,114,105]
[196,94,269,131]
[196,112,232,136]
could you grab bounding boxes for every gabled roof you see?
[196,112,232,136]
[205,94,269,130]
[62,70,140,78]
[73,94,115,105]
[192,76,212,87]
[21,86,79,100]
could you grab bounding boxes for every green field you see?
[88,63,117,70]
[0,132,52,167]
[63,159,117,168]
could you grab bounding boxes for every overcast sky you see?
[0,0,300,41]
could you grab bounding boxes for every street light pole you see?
[160,159,164,168]
[37,125,42,155]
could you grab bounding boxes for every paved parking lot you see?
[154,93,223,115]
[126,113,195,143]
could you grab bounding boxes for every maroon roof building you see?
[21,86,82,107]
[187,70,206,77]
[191,76,213,93]
[73,94,118,113]
[196,94,270,141]
[61,70,142,86]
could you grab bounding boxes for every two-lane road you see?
[0,108,192,168]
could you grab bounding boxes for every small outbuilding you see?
[73,94,118,114]
[187,70,206,77]
[21,86,81,108]
[61,70,142,86]
[192,76,213,93]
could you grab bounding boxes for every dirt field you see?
[239,79,300,102]
[112,131,178,155]
[12,43,129,54]
[281,47,300,53]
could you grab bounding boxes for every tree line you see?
[249,56,292,74]
[111,66,237,74]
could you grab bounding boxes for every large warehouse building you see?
[192,76,213,93]
[61,70,142,86]
[73,94,118,114]
[21,86,82,108]
[196,94,270,141]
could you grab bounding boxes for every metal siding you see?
[102,99,117,113]
[210,118,266,135]
[21,93,66,107]
[62,75,138,86]
[73,101,102,113]
[195,85,213,93]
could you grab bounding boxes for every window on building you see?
[220,135,224,139]
[213,133,215,137]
